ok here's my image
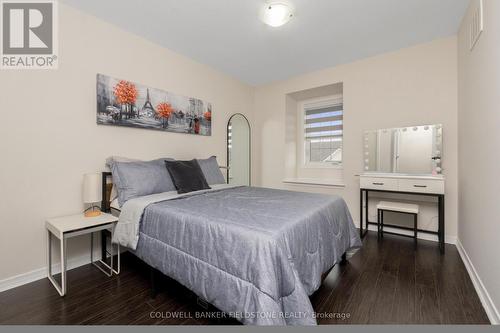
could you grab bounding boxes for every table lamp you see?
[83,173,102,217]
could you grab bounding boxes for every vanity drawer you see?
[360,177,398,191]
[398,179,444,194]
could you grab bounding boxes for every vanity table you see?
[359,173,445,253]
[360,124,445,254]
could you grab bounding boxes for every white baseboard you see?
[456,239,500,325]
[0,250,100,293]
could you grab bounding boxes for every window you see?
[301,97,343,167]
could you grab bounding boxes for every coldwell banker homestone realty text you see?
[1,0,58,69]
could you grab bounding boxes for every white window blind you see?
[304,102,343,164]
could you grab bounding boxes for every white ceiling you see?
[62,0,470,86]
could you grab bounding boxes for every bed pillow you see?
[106,156,140,169]
[110,158,176,206]
[106,156,142,201]
[165,159,211,194]
[197,156,226,185]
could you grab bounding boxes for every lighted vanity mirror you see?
[363,124,443,175]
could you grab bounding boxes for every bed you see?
[101,158,361,325]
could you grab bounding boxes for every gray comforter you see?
[124,186,361,325]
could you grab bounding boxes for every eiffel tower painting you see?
[142,89,155,116]
[96,74,212,136]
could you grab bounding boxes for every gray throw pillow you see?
[110,158,176,206]
[165,159,211,194]
[197,156,226,185]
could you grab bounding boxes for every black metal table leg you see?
[365,190,369,235]
[438,195,445,254]
[359,189,364,238]
[359,189,370,239]
[377,209,380,238]
[414,213,418,250]
[101,230,107,261]
[380,210,384,238]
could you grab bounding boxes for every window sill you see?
[301,163,343,170]
[282,178,346,188]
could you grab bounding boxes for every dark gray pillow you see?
[197,156,226,185]
[165,160,211,194]
[110,158,176,206]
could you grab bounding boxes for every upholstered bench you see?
[377,201,419,249]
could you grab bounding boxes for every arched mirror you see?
[227,114,251,186]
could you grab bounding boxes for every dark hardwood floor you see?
[0,232,489,325]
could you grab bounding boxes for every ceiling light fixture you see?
[260,2,294,27]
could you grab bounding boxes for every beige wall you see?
[254,37,459,241]
[0,4,254,282]
[458,0,500,322]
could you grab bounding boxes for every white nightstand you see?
[46,213,120,296]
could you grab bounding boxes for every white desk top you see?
[360,173,445,180]
[46,213,118,235]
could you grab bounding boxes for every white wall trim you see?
[0,250,99,293]
[456,239,500,325]
[283,178,346,188]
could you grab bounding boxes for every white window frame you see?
[298,95,344,169]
